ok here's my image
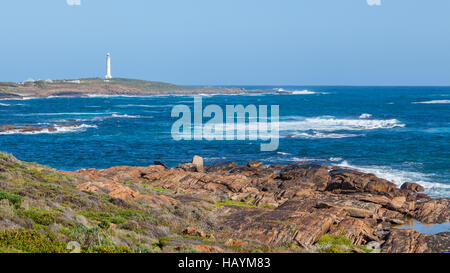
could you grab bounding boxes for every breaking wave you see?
[291,90,317,95]
[413,100,450,104]
[278,117,405,132]
[289,131,364,139]
[359,113,373,119]
[111,114,141,119]
[0,124,98,135]
[337,161,450,197]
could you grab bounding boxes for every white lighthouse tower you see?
[105,53,112,80]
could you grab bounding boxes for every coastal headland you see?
[0,152,448,253]
[0,78,262,99]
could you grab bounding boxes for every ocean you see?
[0,86,449,197]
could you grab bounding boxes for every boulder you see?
[381,229,428,253]
[293,210,338,248]
[382,229,450,253]
[192,155,204,172]
[414,198,450,224]
[401,182,425,193]
[327,169,398,196]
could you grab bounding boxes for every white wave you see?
[413,100,450,104]
[277,117,405,131]
[0,124,97,135]
[14,112,116,117]
[291,90,317,95]
[277,152,291,156]
[273,88,328,95]
[53,124,98,133]
[289,157,325,162]
[290,131,363,139]
[359,113,372,119]
[0,103,10,106]
[111,114,141,118]
[337,161,450,197]
[328,157,344,162]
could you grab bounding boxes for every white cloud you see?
[67,0,81,6]
[367,0,381,6]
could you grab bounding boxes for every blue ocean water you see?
[0,86,449,197]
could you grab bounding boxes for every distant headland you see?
[0,78,259,99]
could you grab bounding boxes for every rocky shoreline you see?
[0,153,448,253]
[0,78,270,100]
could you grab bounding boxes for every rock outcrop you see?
[1,152,448,253]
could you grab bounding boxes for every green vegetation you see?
[16,207,59,226]
[0,190,23,208]
[0,229,67,253]
[153,236,175,250]
[316,234,372,253]
[216,200,275,210]
[142,184,171,194]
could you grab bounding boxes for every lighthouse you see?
[105,53,112,80]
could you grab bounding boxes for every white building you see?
[105,53,112,80]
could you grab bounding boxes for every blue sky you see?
[0,0,449,85]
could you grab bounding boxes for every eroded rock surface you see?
[71,159,450,253]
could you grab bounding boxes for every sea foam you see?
[413,100,450,104]
[277,117,405,131]
[337,161,450,197]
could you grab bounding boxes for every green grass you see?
[216,200,276,210]
[15,207,59,226]
[142,184,171,194]
[78,210,127,225]
[316,234,372,253]
[0,190,23,207]
[152,236,175,250]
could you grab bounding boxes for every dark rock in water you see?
[401,182,425,193]
[0,124,57,134]
[0,93,22,99]
[154,161,169,169]
[0,124,91,134]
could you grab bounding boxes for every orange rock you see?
[225,239,249,247]
[77,181,178,208]
[193,245,224,253]
[182,228,207,238]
